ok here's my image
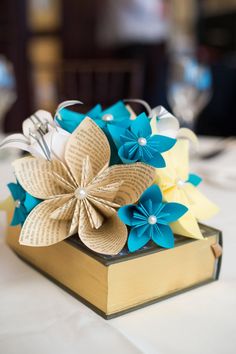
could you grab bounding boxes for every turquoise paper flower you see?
[118,185,188,252]
[56,100,131,133]
[108,113,176,167]
[8,182,41,226]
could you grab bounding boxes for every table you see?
[0,138,236,354]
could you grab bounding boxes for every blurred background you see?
[0,0,236,136]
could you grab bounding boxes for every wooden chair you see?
[58,59,143,111]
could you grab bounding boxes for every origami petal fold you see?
[187,173,202,187]
[152,224,175,248]
[127,228,150,253]
[79,206,128,255]
[65,118,111,184]
[130,113,152,137]
[13,157,71,199]
[57,104,102,133]
[20,199,71,246]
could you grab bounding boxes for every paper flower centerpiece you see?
[0,98,219,258]
[118,185,188,252]
[12,118,155,255]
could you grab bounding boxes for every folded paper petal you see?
[8,182,25,201]
[118,204,136,226]
[65,118,111,185]
[187,173,202,187]
[182,183,219,220]
[98,101,130,123]
[152,224,175,248]
[139,184,162,207]
[127,227,150,252]
[150,106,179,138]
[20,200,71,246]
[24,193,42,213]
[105,163,155,205]
[13,157,70,199]
[160,202,188,223]
[57,104,102,133]
[170,211,203,239]
[79,203,127,255]
[130,113,151,137]
[148,135,176,153]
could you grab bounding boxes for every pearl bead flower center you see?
[102,113,114,122]
[15,200,21,208]
[176,178,185,188]
[138,137,147,146]
[75,187,88,200]
[148,215,157,225]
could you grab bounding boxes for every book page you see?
[13,157,71,199]
[79,203,128,255]
[20,199,71,246]
[65,118,110,184]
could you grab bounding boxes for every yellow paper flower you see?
[13,118,155,255]
[154,139,219,239]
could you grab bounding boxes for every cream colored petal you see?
[19,200,71,246]
[182,183,219,220]
[50,196,76,220]
[79,203,127,255]
[65,118,110,184]
[154,166,176,192]
[162,139,189,181]
[105,163,155,205]
[13,157,71,199]
[170,211,204,240]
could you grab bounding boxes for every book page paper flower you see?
[108,113,176,167]
[154,139,219,239]
[118,185,188,252]
[13,118,155,255]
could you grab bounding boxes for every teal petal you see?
[187,173,202,186]
[140,185,163,207]
[11,206,27,226]
[108,125,126,149]
[128,227,150,252]
[152,224,175,248]
[144,150,166,168]
[24,193,41,213]
[118,146,138,164]
[160,203,188,223]
[8,183,25,201]
[87,104,102,119]
[56,108,85,133]
[99,101,130,122]
[148,135,176,153]
[130,113,151,137]
[118,205,136,226]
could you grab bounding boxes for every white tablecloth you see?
[0,139,236,354]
